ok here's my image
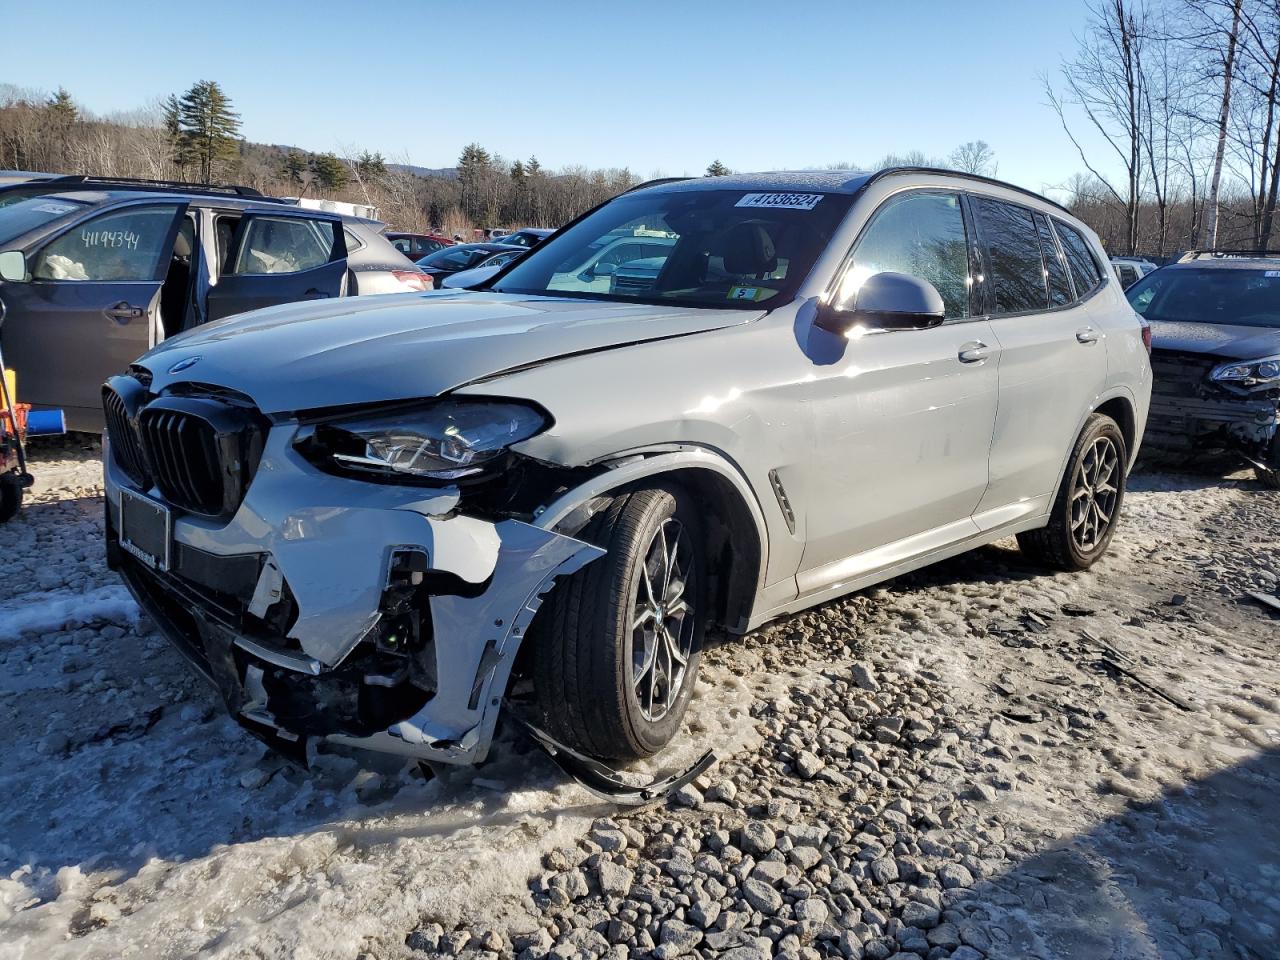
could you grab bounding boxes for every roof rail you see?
[866,166,1074,215]
[44,175,285,200]
[623,176,693,194]
[1176,249,1280,262]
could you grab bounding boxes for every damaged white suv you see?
[103,170,1151,770]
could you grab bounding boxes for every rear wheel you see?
[532,485,705,760]
[1018,413,1127,571]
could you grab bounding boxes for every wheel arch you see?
[534,448,768,633]
[1045,387,1138,511]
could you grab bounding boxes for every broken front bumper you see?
[1144,353,1279,465]
[104,427,603,766]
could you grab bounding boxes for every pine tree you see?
[47,87,78,123]
[355,150,386,179]
[457,143,493,222]
[311,152,348,191]
[175,80,241,183]
[705,159,730,177]
[281,150,308,187]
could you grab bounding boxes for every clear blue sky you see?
[4,0,1110,200]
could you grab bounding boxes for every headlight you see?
[308,399,550,481]
[1212,355,1280,385]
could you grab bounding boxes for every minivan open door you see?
[0,200,189,431]
[205,211,348,322]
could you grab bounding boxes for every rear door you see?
[2,201,187,426]
[971,196,1110,522]
[204,211,347,322]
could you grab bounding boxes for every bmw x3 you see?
[101,169,1152,768]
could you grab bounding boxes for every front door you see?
[205,212,348,322]
[797,190,999,590]
[2,201,187,429]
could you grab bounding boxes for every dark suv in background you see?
[0,177,429,430]
[1129,250,1280,486]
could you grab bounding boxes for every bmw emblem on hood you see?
[168,356,201,374]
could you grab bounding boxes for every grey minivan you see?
[102,169,1151,770]
[0,186,429,430]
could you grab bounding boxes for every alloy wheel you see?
[629,517,696,722]
[1070,436,1120,553]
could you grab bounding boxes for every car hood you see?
[139,292,759,414]
[1149,320,1280,360]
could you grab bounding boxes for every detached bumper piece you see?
[1145,350,1279,464]
[510,711,716,806]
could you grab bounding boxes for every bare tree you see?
[1190,0,1247,247]
[1045,0,1151,255]
[947,140,998,176]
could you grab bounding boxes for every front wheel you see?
[0,472,23,524]
[532,485,705,761]
[1018,413,1127,571]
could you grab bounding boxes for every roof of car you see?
[1163,257,1280,270]
[629,167,1072,214]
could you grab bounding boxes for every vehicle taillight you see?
[392,270,433,292]
[1139,317,1152,354]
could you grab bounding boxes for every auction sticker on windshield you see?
[735,193,824,210]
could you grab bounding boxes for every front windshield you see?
[1127,266,1280,328]
[0,195,89,246]
[491,188,853,308]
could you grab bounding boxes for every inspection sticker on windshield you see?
[735,192,824,211]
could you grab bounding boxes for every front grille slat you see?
[105,390,265,520]
[102,384,148,485]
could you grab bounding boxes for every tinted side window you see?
[840,191,971,319]
[233,216,336,275]
[1034,212,1072,306]
[33,206,179,282]
[1054,219,1103,297]
[972,197,1047,314]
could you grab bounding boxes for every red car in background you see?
[386,232,454,261]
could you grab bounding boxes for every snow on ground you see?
[0,436,1277,960]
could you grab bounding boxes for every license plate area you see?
[119,488,172,572]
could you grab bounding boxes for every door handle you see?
[301,288,331,300]
[105,302,145,322]
[958,340,991,363]
[1076,326,1100,344]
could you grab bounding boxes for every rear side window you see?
[33,205,179,282]
[972,197,1047,314]
[1054,219,1104,297]
[1034,212,1072,307]
[232,216,337,275]
[390,236,412,255]
[840,191,971,320]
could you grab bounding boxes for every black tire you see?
[1017,413,1127,571]
[0,472,22,524]
[532,485,706,761]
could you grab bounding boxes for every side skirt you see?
[747,511,1050,630]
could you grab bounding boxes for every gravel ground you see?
[1,437,1277,960]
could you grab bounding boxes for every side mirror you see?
[590,260,616,279]
[816,271,945,336]
[0,250,26,283]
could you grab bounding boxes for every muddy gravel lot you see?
[1,437,1277,960]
